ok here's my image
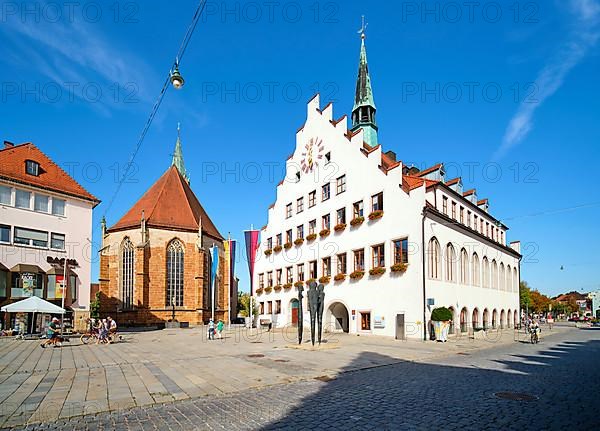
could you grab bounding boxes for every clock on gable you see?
[301,137,325,173]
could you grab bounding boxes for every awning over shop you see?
[46,267,78,277]
[10,264,45,273]
[1,296,65,314]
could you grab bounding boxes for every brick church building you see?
[98,129,229,326]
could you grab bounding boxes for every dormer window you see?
[26,160,40,176]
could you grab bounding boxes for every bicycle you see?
[530,328,540,344]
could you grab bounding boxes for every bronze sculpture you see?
[307,282,319,345]
[317,284,325,344]
[297,284,304,344]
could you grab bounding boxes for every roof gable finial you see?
[358,15,368,40]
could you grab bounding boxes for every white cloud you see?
[495,0,600,159]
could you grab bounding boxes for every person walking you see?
[216,320,224,339]
[208,319,215,340]
[97,319,109,345]
[41,317,60,348]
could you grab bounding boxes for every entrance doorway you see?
[290,299,299,327]
[360,312,371,331]
[326,302,349,333]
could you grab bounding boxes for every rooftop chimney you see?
[384,150,397,162]
[4,141,15,149]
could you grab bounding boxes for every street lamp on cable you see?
[170,61,185,90]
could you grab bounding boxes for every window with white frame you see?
[297,263,305,281]
[297,197,304,213]
[309,261,317,279]
[393,238,409,264]
[34,194,49,213]
[25,160,40,176]
[308,190,316,207]
[50,233,65,250]
[286,203,292,219]
[286,230,292,244]
[371,192,383,212]
[259,273,265,289]
[52,198,66,216]
[442,196,448,215]
[297,225,304,239]
[0,225,10,243]
[14,227,48,247]
[286,267,293,283]
[482,257,490,288]
[336,208,346,225]
[322,183,330,201]
[322,214,330,230]
[460,248,469,284]
[267,271,273,287]
[372,244,385,268]
[353,200,364,218]
[472,253,480,286]
[445,243,456,282]
[15,190,31,209]
[322,257,331,277]
[336,175,346,194]
[337,253,347,274]
[0,185,12,205]
[276,233,282,247]
[354,249,365,271]
[266,237,273,250]
[309,220,316,235]
[276,269,282,285]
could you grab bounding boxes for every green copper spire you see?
[351,16,378,147]
[172,123,190,183]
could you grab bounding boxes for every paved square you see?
[1,324,598,429]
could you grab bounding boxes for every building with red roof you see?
[98,128,232,326]
[0,141,99,333]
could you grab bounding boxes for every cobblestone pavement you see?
[0,323,531,428]
[3,324,598,430]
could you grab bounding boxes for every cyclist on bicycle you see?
[530,320,541,343]
[107,317,118,340]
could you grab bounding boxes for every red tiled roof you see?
[0,142,99,204]
[463,189,476,197]
[446,177,461,186]
[108,166,222,239]
[403,175,439,191]
[477,198,489,205]
[417,163,443,177]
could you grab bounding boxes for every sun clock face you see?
[301,137,324,173]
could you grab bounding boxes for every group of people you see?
[207,319,224,340]
[88,317,118,344]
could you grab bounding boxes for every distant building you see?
[98,129,231,326]
[0,140,100,332]
[590,290,600,319]
[252,30,521,339]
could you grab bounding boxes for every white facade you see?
[0,154,97,311]
[253,95,521,339]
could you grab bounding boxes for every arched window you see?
[499,263,505,291]
[513,268,518,293]
[483,308,489,329]
[472,308,480,329]
[492,309,498,329]
[482,257,490,288]
[460,248,469,285]
[120,238,134,310]
[445,243,456,282]
[166,239,184,307]
[506,265,512,292]
[491,260,498,289]
[428,237,441,280]
[460,307,468,333]
[471,253,480,286]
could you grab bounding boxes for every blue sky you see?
[1,1,599,297]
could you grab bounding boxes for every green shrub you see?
[431,307,452,322]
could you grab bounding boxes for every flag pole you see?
[211,243,215,321]
[61,256,67,333]
[227,233,231,330]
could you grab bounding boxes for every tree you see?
[237,292,258,318]
[530,289,551,313]
[520,281,532,310]
[90,291,101,319]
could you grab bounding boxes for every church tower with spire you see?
[351,17,378,148]
[172,123,190,183]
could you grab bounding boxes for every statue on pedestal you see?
[297,284,304,345]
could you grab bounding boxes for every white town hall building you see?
[253,30,521,340]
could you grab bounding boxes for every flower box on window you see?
[264,286,273,293]
[294,281,304,288]
[283,283,293,289]
[318,276,331,284]
[306,233,317,242]
[273,245,282,253]
[350,216,365,227]
[305,278,317,286]
[368,210,384,221]
[391,263,409,273]
[319,229,331,238]
[264,249,273,256]
[294,238,304,246]
[334,273,346,282]
[256,287,264,294]
[274,285,283,291]
[284,242,293,250]
[334,223,346,232]
[369,267,386,276]
[349,270,365,280]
